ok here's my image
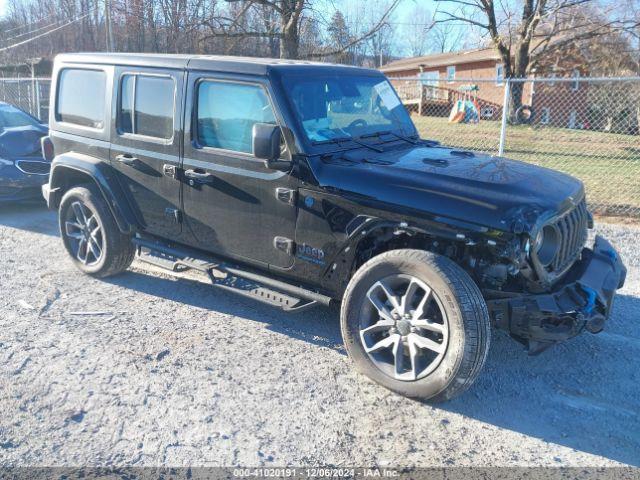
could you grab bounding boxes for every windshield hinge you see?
[275,187,297,206]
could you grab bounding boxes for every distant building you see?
[380,47,589,128]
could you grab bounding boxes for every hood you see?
[310,144,584,232]
[0,125,48,159]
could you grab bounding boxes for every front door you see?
[110,67,184,239]
[181,73,297,268]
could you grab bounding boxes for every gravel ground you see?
[0,203,639,468]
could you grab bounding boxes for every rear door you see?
[110,67,184,239]
[181,72,298,268]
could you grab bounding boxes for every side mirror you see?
[252,123,290,170]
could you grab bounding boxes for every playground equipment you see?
[448,85,480,124]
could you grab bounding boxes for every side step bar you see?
[132,237,333,312]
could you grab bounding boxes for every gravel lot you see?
[1,203,639,468]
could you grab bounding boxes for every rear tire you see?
[58,185,135,278]
[341,249,490,402]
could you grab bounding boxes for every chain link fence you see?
[390,76,640,218]
[1,76,639,217]
[0,78,51,122]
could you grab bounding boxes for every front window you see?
[0,104,42,129]
[281,74,416,143]
[446,65,456,82]
[196,81,276,154]
[419,71,439,86]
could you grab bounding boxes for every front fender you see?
[320,214,506,294]
[46,152,138,234]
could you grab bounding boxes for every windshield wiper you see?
[312,135,384,153]
[312,136,351,146]
[360,130,420,145]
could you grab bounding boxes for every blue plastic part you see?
[580,285,597,315]
[602,248,617,261]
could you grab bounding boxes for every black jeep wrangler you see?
[42,53,626,401]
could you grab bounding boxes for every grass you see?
[411,115,640,216]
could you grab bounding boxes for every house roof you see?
[380,47,501,73]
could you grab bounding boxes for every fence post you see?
[30,74,37,116]
[35,79,41,120]
[498,78,510,156]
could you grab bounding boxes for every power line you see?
[2,19,63,44]
[0,13,94,53]
[1,12,62,34]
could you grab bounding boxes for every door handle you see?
[115,154,138,165]
[184,169,215,183]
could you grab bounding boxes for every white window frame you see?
[572,69,580,91]
[446,65,456,83]
[540,107,551,125]
[495,63,504,85]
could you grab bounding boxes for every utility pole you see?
[105,0,114,52]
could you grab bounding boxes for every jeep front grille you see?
[550,199,589,273]
[15,160,50,175]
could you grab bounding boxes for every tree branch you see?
[224,0,283,16]
[305,0,401,58]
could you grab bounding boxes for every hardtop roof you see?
[55,52,380,76]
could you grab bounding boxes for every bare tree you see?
[202,0,401,59]
[428,22,465,53]
[434,0,640,118]
[1,0,401,68]
[402,5,434,57]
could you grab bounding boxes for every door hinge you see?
[275,187,297,206]
[165,208,182,223]
[273,236,294,255]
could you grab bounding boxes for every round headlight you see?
[534,225,560,267]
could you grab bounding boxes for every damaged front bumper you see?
[487,235,627,354]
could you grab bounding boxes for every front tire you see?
[341,249,490,402]
[58,185,135,278]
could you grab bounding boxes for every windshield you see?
[0,104,42,129]
[281,74,416,143]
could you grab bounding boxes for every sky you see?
[0,0,467,55]
[0,0,440,23]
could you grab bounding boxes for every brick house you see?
[380,47,589,128]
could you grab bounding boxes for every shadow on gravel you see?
[0,202,57,236]
[107,266,640,465]
[440,293,640,466]
[104,270,345,354]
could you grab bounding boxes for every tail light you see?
[41,136,54,162]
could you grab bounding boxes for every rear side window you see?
[56,69,106,128]
[118,74,175,139]
[196,81,276,154]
